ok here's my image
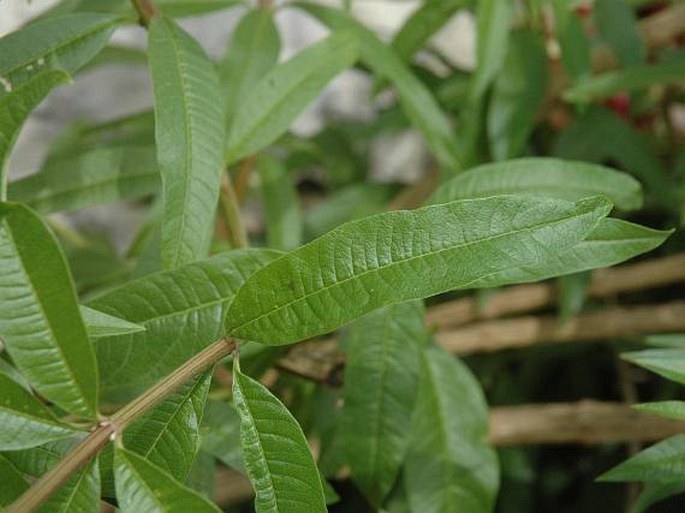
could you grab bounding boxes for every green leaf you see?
[200,398,244,472]
[0,13,120,92]
[404,345,498,513]
[487,31,547,160]
[0,454,29,509]
[155,0,243,17]
[257,154,302,250]
[469,218,670,288]
[0,71,70,195]
[634,401,685,422]
[225,195,612,345]
[342,301,425,505]
[557,271,590,323]
[225,32,357,164]
[635,480,685,513]
[550,0,590,82]
[80,306,145,338]
[430,158,643,211]
[0,202,98,418]
[0,373,78,450]
[295,3,461,171]
[471,0,512,100]
[622,349,685,385]
[3,437,79,478]
[123,372,211,481]
[148,16,225,269]
[232,358,327,513]
[564,62,685,104]
[9,146,159,214]
[37,458,99,513]
[89,249,279,402]
[219,7,281,128]
[599,433,685,482]
[594,0,644,68]
[114,446,222,513]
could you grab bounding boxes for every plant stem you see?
[220,172,249,249]
[8,338,236,513]
[130,0,160,26]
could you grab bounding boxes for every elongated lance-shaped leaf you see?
[80,305,145,338]
[232,357,327,513]
[200,398,245,472]
[550,0,590,82]
[123,372,211,481]
[594,0,644,68]
[634,401,685,421]
[622,350,685,386]
[0,454,29,508]
[342,301,426,506]
[0,71,69,197]
[225,32,357,164]
[114,446,222,513]
[430,158,643,211]
[564,62,685,104]
[219,7,281,128]
[148,16,225,269]
[296,3,461,171]
[0,202,98,418]
[37,458,100,513]
[404,345,498,513]
[225,195,612,345]
[0,13,120,92]
[599,433,685,483]
[470,0,511,102]
[470,218,670,288]
[635,481,685,513]
[0,373,78,450]
[9,146,159,213]
[89,249,279,402]
[257,153,302,250]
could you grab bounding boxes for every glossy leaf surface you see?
[148,16,225,269]
[226,195,612,345]
[80,306,145,338]
[0,202,98,418]
[233,359,327,513]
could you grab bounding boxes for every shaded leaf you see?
[114,446,221,513]
[471,0,512,101]
[342,301,425,505]
[148,16,225,269]
[635,480,685,513]
[550,0,590,82]
[599,433,685,482]
[431,157,643,210]
[9,146,159,213]
[557,271,590,323]
[622,349,685,385]
[226,195,612,345]
[123,372,211,481]
[200,398,244,472]
[634,401,685,422]
[405,345,498,513]
[0,373,78,450]
[80,305,145,338]
[225,32,357,164]
[594,0,644,68]
[89,249,279,402]
[232,358,327,513]
[0,454,29,508]
[0,202,98,418]
[37,458,99,513]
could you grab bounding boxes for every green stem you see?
[130,0,160,26]
[220,172,249,249]
[7,338,236,513]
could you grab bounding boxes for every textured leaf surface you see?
[600,433,685,482]
[405,345,498,513]
[233,359,327,513]
[0,454,29,508]
[90,249,278,401]
[123,372,211,481]
[80,306,145,338]
[343,301,425,505]
[0,71,69,192]
[200,398,245,472]
[9,146,159,213]
[296,3,460,170]
[37,458,99,513]
[257,154,302,250]
[470,218,670,288]
[0,13,120,92]
[0,202,98,418]
[114,447,221,513]
[431,158,643,211]
[634,401,685,421]
[3,437,79,478]
[0,373,78,450]
[622,350,685,385]
[226,195,611,345]
[148,16,225,269]
[219,7,281,128]
[225,32,357,164]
